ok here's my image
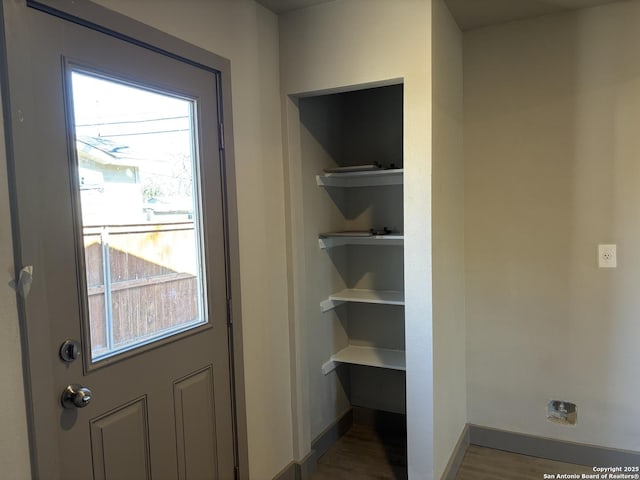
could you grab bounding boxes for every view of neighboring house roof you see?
[76,135,133,166]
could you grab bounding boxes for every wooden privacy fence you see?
[83,222,201,358]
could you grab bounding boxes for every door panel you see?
[2,1,235,478]
[174,366,218,480]
[90,397,151,480]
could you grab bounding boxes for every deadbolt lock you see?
[59,340,81,363]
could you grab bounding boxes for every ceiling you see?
[255,0,620,30]
[445,0,619,30]
[256,0,331,14]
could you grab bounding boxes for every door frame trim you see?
[0,0,248,478]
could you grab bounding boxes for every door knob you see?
[61,384,92,409]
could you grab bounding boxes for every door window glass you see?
[70,70,207,362]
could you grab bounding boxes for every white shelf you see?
[321,345,406,374]
[316,168,403,188]
[318,234,404,249]
[320,288,404,312]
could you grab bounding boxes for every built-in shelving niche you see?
[299,83,405,422]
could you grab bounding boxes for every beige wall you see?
[465,1,640,451]
[0,88,32,480]
[279,0,435,477]
[432,0,466,477]
[0,1,294,478]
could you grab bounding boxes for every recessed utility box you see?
[547,400,577,425]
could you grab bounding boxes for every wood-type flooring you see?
[310,424,595,480]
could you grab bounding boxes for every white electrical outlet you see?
[598,244,617,268]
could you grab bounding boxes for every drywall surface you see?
[431,0,466,477]
[465,1,640,452]
[0,82,32,480]
[86,1,294,477]
[280,1,434,478]
[297,94,352,441]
